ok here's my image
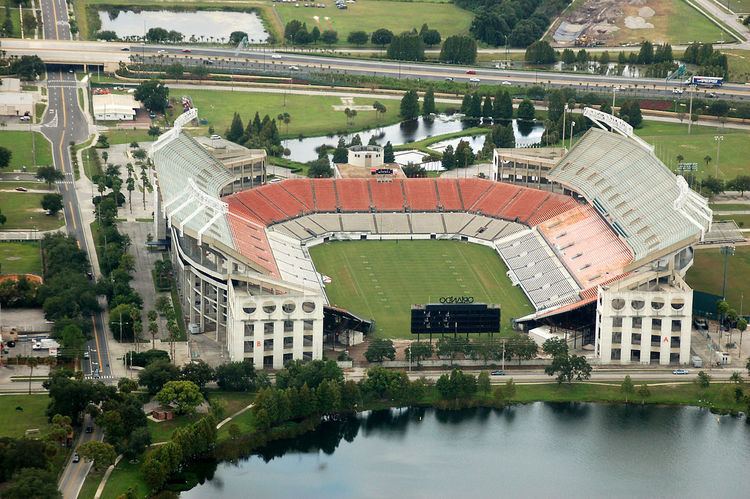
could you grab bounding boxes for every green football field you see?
[309,240,534,338]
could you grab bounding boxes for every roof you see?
[92,93,138,115]
[548,128,711,261]
[0,92,32,106]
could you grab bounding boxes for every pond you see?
[97,10,269,42]
[429,119,545,154]
[183,403,750,498]
[284,115,544,163]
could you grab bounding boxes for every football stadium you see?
[150,109,711,369]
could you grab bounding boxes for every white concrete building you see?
[348,145,383,168]
[93,93,139,121]
[0,92,33,117]
[595,272,693,365]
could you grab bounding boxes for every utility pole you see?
[714,135,724,177]
[562,104,567,150]
[501,339,506,371]
[687,84,694,134]
[721,245,734,299]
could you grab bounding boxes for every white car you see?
[271,54,282,59]
[469,77,480,83]
[289,65,300,71]
[672,88,684,94]
[210,134,221,140]
[32,342,42,350]
[501,80,512,86]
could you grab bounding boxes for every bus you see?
[686,76,724,88]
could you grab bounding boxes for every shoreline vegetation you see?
[92,364,749,498]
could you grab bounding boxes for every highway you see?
[5,39,750,101]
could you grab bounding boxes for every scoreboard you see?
[410,303,501,334]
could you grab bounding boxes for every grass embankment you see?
[0,131,53,172]
[183,89,404,138]
[0,241,42,275]
[709,203,750,211]
[0,192,64,231]
[715,214,750,226]
[686,246,750,310]
[104,129,153,145]
[0,394,51,438]
[634,120,749,181]
[394,127,487,155]
[0,181,52,191]
[310,240,534,338]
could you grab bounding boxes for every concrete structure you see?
[194,136,267,193]
[92,93,139,121]
[595,272,693,365]
[493,147,565,185]
[348,145,383,168]
[0,92,33,117]
[0,78,22,93]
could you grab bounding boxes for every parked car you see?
[444,77,453,82]
[465,69,476,75]
[72,453,80,463]
[672,369,689,375]
[210,134,221,140]
[289,65,300,71]
[6,340,15,348]
[271,54,282,59]
[120,47,130,51]
[490,370,506,376]
[149,111,156,119]
[501,80,512,86]
[32,342,42,350]
[19,115,30,121]
[157,49,166,54]
[672,88,684,94]
[469,77,481,83]
[85,426,93,434]
[14,187,27,192]
[83,351,89,359]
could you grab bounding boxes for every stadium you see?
[150,108,711,369]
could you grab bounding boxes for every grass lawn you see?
[207,390,255,416]
[147,413,201,443]
[634,120,750,180]
[725,49,750,83]
[715,213,750,227]
[0,192,64,231]
[0,131,53,171]
[607,0,730,45]
[0,181,52,191]
[725,0,750,13]
[685,246,750,310]
[0,241,42,275]
[181,89,404,138]
[709,202,750,211]
[103,129,153,145]
[309,240,533,338]
[0,394,51,438]
[274,0,472,46]
[100,458,150,499]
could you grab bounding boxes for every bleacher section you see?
[436,179,464,211]
[404,179,439,211]
[266,231,324,295]
[338,180,371,212]
[496,231,580,311]
[537,204,633,289]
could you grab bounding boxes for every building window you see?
[611,348,621,361]
[303,320,313,331]
[650,335,660,346]
[303,351,313,361]
[263,355,273,367]
[283,353,294,365]
[244,340,254,353]
[244,324,254,337]
[283,320,294,333]
[671,319,682,332]
[631,300,645,311]
[632,317,642,330]
[283,337,293,349]
[612,317,623,328]
[632,333,641,345]
[652,319,662,331]
[263,339,274,351]
[671,336,681,348]
[630,349,641,362]
[303,334,313,347]
[612,332,622,344]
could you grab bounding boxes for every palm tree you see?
[676,154,684,167]
[27,356,39,394]
[729,371,743,384]
[704,155,712,168]
[148,320,158,350]
[277,112,291,137]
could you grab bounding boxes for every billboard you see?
[410,302,501,334]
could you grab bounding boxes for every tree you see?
[516,99,535,121]
[371,28,394,48]
[620,375,635,403]
[729,371,743,384]
[36,166,64,187]
[638,383,651,403]
[0,146,11,169]
[145,27,170,43]
[3,468,61,499]
[542,337,568,358]
[405,341,433,366]
[156,380,203,415]
[138,359,180,394]
[41,194,63,216]
[618,100,643,128]
[134,80,169,113]
[77,441,116,471]
[11,55,45,81]
[321,30,338,46]
[347,30,369,45]
[729,175,750,196]
[60,324,86,364]
[439,35,477,64]
[494,90,513,121]
[0,209,6,226]
[147,125,161,138]
[229,31,248,44]
[637,41,654,65]
[492,123,515,148]
[386,32,425,61]
[454,140,474,168]
[383,141,395,163]
[307,157,333,178]
[697,370,711,389]
[164,63,184,80]
[524,41,556,64]
[180,360,215,390]
[477,371,491,394]
[402,163,426,178]
[441,145,455,170]
[226,113,244,143]
[27,356,39,395]
[701,175,724,197]
[191,64,210,81]
[372,101,387,123]
[332,137,348,164]
[365,338,396,362]
[482,95,493,120]
[215,360,261,391]
[400,89,420,120]
[422,29,441,47]
[545,353,591,384]
[422,87,436,116]
[117,377,139,394]
[561,48,576,65]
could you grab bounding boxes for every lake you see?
[182,403,750,498]
[97,10,269,42]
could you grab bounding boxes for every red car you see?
[465,69,476,75]
[182,48,192,53]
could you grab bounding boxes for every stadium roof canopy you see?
[548,128,711,262]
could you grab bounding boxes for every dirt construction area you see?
[551,0,728,47]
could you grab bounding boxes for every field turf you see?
[0,131,53,172]
[309,240,534,338]
[0,241,42,275]
[0,192,65,231]
[0,394,51,438]
[685,246,750,311]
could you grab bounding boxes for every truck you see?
[691,355,703,368]
[686,76,723,88]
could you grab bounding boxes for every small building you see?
[151,406,175,421]
[0,92,33,117]
[194,136,267,193]
[93,93,139,121]
[348,145,383,168]
[0,78,22,93]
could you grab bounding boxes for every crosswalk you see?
[84,374,115,380]
[57,172,76,185]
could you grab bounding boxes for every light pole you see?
[569,121,576,150]
[714,135,724,178]
[721,245,734,300]
[611,86,618,110]
[562,104,568,150]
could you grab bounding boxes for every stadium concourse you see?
[150,108,711,368]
